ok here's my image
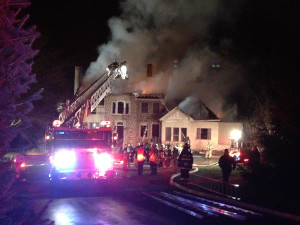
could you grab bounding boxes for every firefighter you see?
[123,144,131,168]
[172,144,179,171]
[177,143,193,184]
[158,145,165,167]
[145,143,150,163]
[205,141,213,159]
[218,149,236,182]
[165,144,172,168]
[131,144,138,163]
[149,144,159,175]
[136,144,145,175]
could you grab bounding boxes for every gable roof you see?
[162,99,219,121]
[159,107,194,122]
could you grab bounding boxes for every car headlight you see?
[53,150,76,170]
[94,152,113,172]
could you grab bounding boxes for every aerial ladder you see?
[58,61,128,128]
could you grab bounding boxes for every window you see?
[181,128,187,142]
[166,127,171,141]
[197,128,211,140]
[112,102,116,114]
[153,102,159,113]
[112,101,129,114]
[91,109,96,114]
[140,124,148,138]
[125,103,129,114]
[141,102,148,113]
[152,124,159,138]
[173,127,179,142]
[117,102,124,114]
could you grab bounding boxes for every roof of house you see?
[163,99,219,121]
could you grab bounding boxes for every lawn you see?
[192,157,300,216]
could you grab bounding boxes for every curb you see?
[170,170,300,223]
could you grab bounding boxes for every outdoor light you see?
[230,129,242,141]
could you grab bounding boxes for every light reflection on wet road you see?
[2,169,298,225]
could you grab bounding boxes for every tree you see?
[0,0,42,157]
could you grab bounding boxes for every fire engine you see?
[12,61,128,182]
[46,125,118,180]
[46,61,128,181]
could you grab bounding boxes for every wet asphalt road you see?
[0,166,298,225]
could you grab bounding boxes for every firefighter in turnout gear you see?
[149,144,159,175]
[136,144,145,175]
[205,141,213,159]
[177,143,193,184]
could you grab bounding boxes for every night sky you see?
[28,0,121,70]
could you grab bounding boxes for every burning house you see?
[83,88,242,151]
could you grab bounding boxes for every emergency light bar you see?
[100,121,111,127]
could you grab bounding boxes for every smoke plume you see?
[83,0,245,119]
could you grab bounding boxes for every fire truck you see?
[45,61,128,181]
[46,125,119,180]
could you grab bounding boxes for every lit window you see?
[141,124,148,138]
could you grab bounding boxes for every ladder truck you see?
[41,61,129,181]
[58,61,128,128]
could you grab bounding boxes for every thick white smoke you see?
[83,0,245,119]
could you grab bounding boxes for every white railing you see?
[189,174,240,199]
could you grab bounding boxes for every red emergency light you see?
[20,162,26,168]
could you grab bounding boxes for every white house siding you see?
[160,107,193,147]
[160,107,243,151]
[190,121,220,150]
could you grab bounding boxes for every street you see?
[0,164,298,225]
